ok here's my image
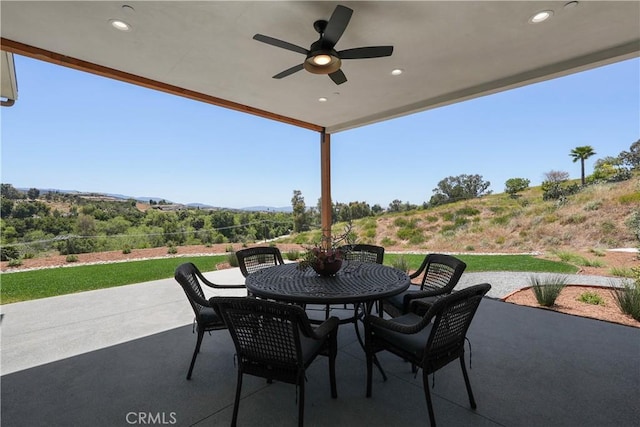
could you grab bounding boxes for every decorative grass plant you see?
[529,274,568,307]
[610,270,640,321]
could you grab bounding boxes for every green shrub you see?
[227,252,239,267]
[393,217,410,227]
[23,252,35,259]
[425,215,438,223]
[380,237,396,246]
[563,214,587,225]
[7,258,23,267]
[529,274,568,307]
[167,245,178,254]
[66,255,79,263]
[1,246,20,261]
[578,291,605,305]
[619,192,640,204]
[455,207,480,217]
[584,201,602,211]
[408,233,425,245]
[122,245,132,254]
[491,215,511,226]
[610,267,635,278]
[578,258,605,268]
[285,250,300,261]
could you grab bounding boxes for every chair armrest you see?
[198,272,246,289]
[308,316,340,340]
[408,271,422,280]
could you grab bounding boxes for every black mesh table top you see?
[245,261,410,305]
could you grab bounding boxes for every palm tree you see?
[569,145,596,185]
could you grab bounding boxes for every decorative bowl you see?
[312,259,343,276]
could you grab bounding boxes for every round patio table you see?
[245,261,410,308]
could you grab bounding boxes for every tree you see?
[541,170,577,201]
[543,170,570,183]
[27,188,40,200]
[291,190,309,232]
[619,139,640,170]
[429,174,491,206]
[569,145,596,185]
[504,178,530,198]
[388,199,404,213]
[1,183,24,200]
[1,198,14,218]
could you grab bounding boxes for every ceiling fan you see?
[253,5,393,85]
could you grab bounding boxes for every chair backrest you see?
[340,244,385,264]
[235,246,284,277]
[174,262,211,319]
[423,283,491,372]
[413,253,467,293]
[211,297,314,380]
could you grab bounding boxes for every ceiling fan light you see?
[304,53,341,75]
[312,54,332,66]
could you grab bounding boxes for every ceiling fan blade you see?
[253,34,309,55]
[329,69,347,85]
[323,5,353,47]
[338,46,394,59]
[273,64,304,79]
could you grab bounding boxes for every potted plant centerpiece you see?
[298,224,354,276]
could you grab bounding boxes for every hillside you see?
[2,178,638,274]
[291,177,640,256]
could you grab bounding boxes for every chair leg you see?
[366,350,373,397]
[231,370,243,427]
[459,355,477,409]
[298,375,305,427]
[329,335,338,398]
[422,371,437,427]
[186,329,204,380]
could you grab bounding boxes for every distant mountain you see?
[240,206,293,213]
[17,187,289,211]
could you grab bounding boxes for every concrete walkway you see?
[0,267,627,376]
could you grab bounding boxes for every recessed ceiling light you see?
[109,19,131,31]
[318,97,328,102]
[564,1,579,9]
[529,10,553,24]
[391,69,403,76]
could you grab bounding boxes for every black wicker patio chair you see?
[210,296,339,427]
[381,253,466,318]
[235,246,285,277]
[365,283,491,427]
[338,244,385,313]
[174,262,246,380]
[339,243,385,264]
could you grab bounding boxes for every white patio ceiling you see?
[2,1,638,133]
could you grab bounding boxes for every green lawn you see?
[1,255,228,304]
[1,254,577,304]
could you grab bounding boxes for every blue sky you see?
[1,55,638,209]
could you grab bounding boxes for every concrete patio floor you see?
[1,268,639,426]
